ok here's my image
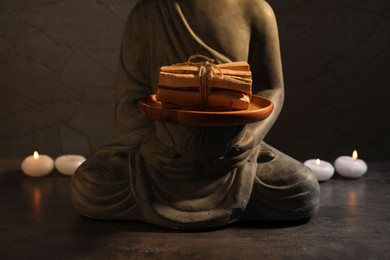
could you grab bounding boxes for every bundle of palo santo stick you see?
[156,56,252,110]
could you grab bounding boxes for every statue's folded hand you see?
[214,125,257,170]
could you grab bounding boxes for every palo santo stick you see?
[214,68,251,78]
[159,74,252,94]
[209,76,252,94]
[160,65,199,74]
[160,61,251,74]
[156,88,250,110]
[160,67,251,78]
[217,61,250,71]
[159,72,199,87]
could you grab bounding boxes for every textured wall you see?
[0,0,137,159]
[0,0,389,161]
[266,0,390,161]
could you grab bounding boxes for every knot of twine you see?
[177,54,223,106]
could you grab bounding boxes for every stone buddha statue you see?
[71,0,320,229]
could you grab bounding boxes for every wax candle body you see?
[334,156,367,178]
[304,159,334,182]
[21,152,54,177]
[55,155,86,176]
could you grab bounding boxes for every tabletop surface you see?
[1,161,389,259]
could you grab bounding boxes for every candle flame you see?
[352,150,358,160]
[315,159,320,165]
[33,151,39,160]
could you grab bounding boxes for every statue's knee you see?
[75,148,129,180]
[298,166,320,216]
[251,146,320,220]
[70,147,135,220]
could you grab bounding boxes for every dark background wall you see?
[1,0,389,162]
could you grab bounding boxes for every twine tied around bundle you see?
[178,54,224,106]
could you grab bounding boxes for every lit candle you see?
[21,151,54,177]
[54,155,86,176]
[334,150,367,178]
[304,158,334,182]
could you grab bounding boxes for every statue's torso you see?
[178,0,251,61]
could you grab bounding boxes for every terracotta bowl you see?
[139,94,273,126]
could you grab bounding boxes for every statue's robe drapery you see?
[71,0,319,229]
[114,0,232,145]
[119,0,256,228]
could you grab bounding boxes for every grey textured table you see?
[0,161,389,259]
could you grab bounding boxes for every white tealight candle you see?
[54,155,86,176]
[304,158,334,182]
[21,151,54,177]
[334,150,367,178]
